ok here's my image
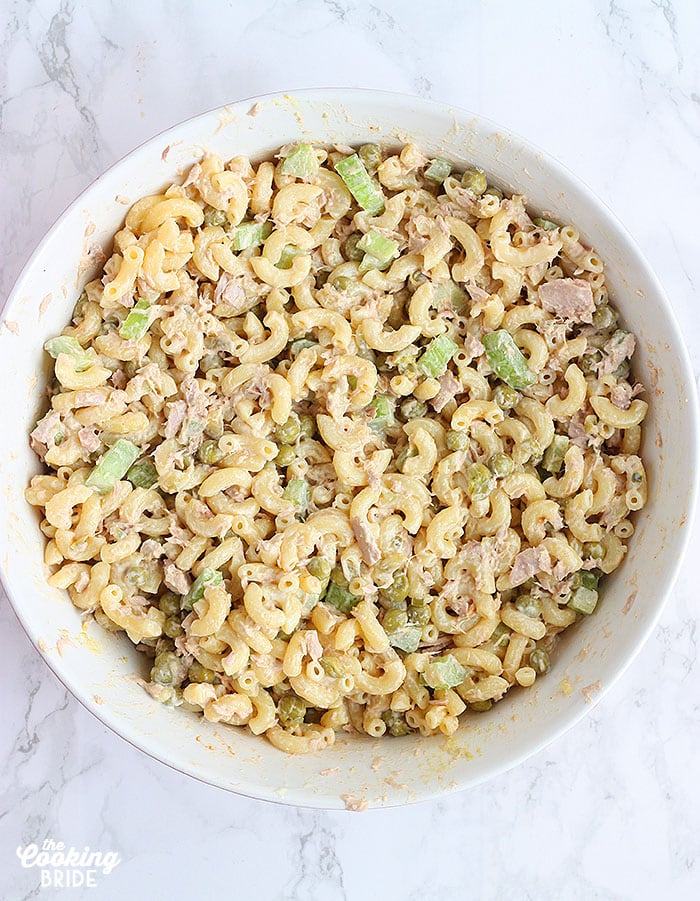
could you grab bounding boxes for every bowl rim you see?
[1,86,698,808]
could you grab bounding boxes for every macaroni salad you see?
[26,141,648,754]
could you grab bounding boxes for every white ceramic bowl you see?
[1,89,697,809]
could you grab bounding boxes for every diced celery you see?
[482,329,536,389]
[86,439,140,493]
[358,253,382,273]
[323,582,360,614]
[301,590,320,615]
[335,153,385,215]
[418,334,458,377]
[422,654,468,690]
[283,478,309,513]
[126,459,159,489]
[281,143,319,179]
[533,217,559,231]
[425,157,452,184]
[44,335,92,371]
[277,245,302,270]
[367,395,394,432]
[542,435,569,474]
[388,625,422,653]
[433,280,468,314]
[230,220,273,252]
[357,230,399,268]
[183,569,223,610]
[568,585,599,615]
[119,299,152,340]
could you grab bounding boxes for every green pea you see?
[407,603,431,626]
[462,168,487,195]
[307,557,331,582]
[320,656,344,678]
[465,462,494,499]
[163,616,183,639]
[529,648,551,674]
[383,608,409,633]
[298,413,316,438]
[470,700,492,713]
[126,566,147,587]
[515,594,542,619]
[358,143,383,173]
[400,398,427,420]
[200,353,222,373]
[572,570,600,591]
[446,429,468,452]
[278,693,307,725]
[198,439,223,464]
[275,445,296,466]
[492,384,520,410]
[580,351,602,375]
[586,542,605,560]
[381,709,411,736]
[388,347,418,375]
[533,217,558,231]
[290,339,316,358]
[330,565,349,588]
[151,651,180,686]
[344,233,365,261]
[188,661,216,684]
[408,271,428,292]
[203,207,228,228]
[332,275,353,293]
[275,417,301,445]
[71,292,88,321]
[614,360,630,380]
[382,573,410,606]
[484,186,503,201]
[159,592,181,617]
[487,452,514,479]
[592,305,618,329]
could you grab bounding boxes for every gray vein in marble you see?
[286,811,346,901]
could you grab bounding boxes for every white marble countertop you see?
[2,1,699,898]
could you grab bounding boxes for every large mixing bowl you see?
[1,89,696,808]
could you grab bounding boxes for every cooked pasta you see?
[26,141,648,753]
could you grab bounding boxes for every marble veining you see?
[1,1,699,898]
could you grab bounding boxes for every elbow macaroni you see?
[25,140,648,754]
